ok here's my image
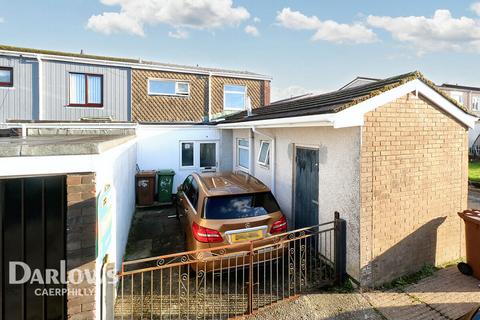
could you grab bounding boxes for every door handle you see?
[312,200,319,205]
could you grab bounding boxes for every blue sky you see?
[1,0,480,100]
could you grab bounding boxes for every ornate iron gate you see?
[114,213,346,319]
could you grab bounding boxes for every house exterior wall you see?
[42,60,130,121]
[136,125,231,190]
[359,93,468,287]
[131,69,269,123]
[230,127,362,280]
[132,69,209,123]
[0,55,37,122]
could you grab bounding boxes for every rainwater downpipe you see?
[36,54,43,121]
[252,127,276,195]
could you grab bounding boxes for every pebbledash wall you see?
[230,127,362,280]
[359,93,468,286]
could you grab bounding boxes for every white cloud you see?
[88,12,145,36]
[471,2,480,15]
[271,85,323,102]
[276,8,377,44]
[0,17,4,23]
[168,29,188,39]
[87,0,250,37]
[244,25,259,37]
[367,9,480,55]
[253,17,261,23]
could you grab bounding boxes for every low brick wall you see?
[66,173,97,319]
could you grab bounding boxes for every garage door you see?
[0,176,66,320]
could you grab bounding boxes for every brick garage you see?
[219,71,477,287]
[360,94,469,286]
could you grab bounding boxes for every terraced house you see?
[0,44,271,123]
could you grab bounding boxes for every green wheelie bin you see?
[157,170,175,203]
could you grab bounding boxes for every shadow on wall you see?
[363,217,447,287]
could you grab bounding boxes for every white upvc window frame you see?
[223,84,247,111]
[236,138,250,171]
[450,91,464,105]
[180,141,196,169]
[179,140,219,171]
[148,78,190,97]
[257,140,271,167]
[472,96,480,111]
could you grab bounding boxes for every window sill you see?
[66,104,104,108]
[148,93,190,98]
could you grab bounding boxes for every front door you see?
[294,147,319,228]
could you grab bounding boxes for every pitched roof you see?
[440,83,480,92]
[338,76,380,90]
[0,44,269,79]
[220,71,472,124]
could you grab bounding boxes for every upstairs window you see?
[69,73,103,107]
[148,79,190,96]
[0,67,13,87]
[450,91,464,105]
[224,85,246,110]
[473,96,480,111]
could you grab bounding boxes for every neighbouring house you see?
[438,83,480,148]
[216,71,476,286]
[0,44,270,123]
[339,76,380,90]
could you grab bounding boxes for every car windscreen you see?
[204,192,280,219]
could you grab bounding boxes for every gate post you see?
[334,211,347,285]
[247,241,254,315]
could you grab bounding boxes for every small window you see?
[258,141,270,166]
[450,91,464,105]
[69,73,103,107]
[0,67,13,87]
[148,79,190,96]
[224,85,246,110]
[181,142,195,167]
[200,143,216,168]
[237,138,250,170]
[472,96,480,111]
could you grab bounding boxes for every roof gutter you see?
[0,49,272,81]
[252,127,276,195]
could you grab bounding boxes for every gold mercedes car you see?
[176,171,287,271]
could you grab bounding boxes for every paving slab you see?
[365,266,480,320]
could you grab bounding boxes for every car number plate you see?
[231,230,263,243]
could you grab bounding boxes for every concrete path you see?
[365,267,480,320]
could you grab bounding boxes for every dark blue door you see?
[294,147,319,228]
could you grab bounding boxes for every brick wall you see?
[360,93,468,287]
[66,173,97,319]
